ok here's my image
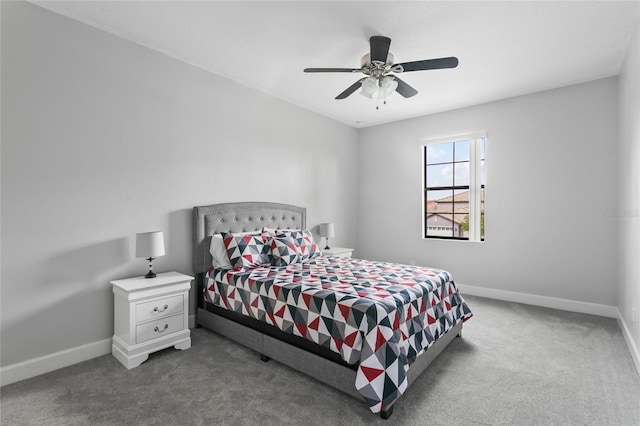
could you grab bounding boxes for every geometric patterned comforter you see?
[205,256,472,413]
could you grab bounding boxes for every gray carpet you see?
[2,295,639,425]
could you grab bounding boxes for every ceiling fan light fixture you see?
[360,76,397,101]
[380,76,398,99]
[360,76,379,99]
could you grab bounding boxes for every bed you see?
[194,202,472,419]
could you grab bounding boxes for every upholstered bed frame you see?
[193,202,462,419]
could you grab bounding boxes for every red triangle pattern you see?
[333,338,343,351]
[360,365,384,382]
[302,293,312,307]
[295,322,307,338]
[393,312,400,329]
[374,328,387,352]
[308,316,320,331]
[345,331,358,347]
[274,305,286,318]
[338,304,351,321]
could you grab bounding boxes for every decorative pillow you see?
[223,232,271,271]
[209,234,233,269]
[262,227,299,236]
[270,235,301,266]
[275,229,321,261]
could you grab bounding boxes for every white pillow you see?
[209,234,233,269]
[262,227,299,236]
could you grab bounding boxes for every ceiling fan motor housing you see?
[361,53,405,78]
[361,52,394,67]
[361,53,396,76]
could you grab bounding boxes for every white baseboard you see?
[459,284,618,318]
[0,338,112,387]
[1,318,199,387]
[617,309,640,376]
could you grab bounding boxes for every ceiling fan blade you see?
[396,57,459,72]
[335,78,365,99]
[393,76,418,98]
[304,67,361,73]
[370,35,391,63]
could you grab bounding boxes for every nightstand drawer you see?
[136,294,183,323]
[136,313,184,344]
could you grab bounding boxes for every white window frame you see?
[422,133,486,242]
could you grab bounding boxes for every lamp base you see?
[144,257,156,279]
[324,245,331,250]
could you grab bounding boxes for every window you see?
[423,135,485,241]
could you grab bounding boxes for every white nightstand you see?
[111,271,193,369]
[322,247,354,258]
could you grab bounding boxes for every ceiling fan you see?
[304,36,458,106]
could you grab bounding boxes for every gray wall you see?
[618,19,640,361]
[0,2,357,366]
[356,78,619,306]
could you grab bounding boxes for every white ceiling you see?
[32,1,640,128]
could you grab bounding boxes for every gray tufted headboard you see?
[193,201,306,275]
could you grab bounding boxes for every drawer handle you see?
[153,304,169,313]
[154,324,169,333]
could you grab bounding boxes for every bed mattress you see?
[205,256,472,413]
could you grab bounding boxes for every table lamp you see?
[318,223,335,250]
[136,231,165,278]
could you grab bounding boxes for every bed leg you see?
[380,405,394,419]
[260,354,270,362]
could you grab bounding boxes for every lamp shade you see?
[135,231,165,258]
[318,223,335,238]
